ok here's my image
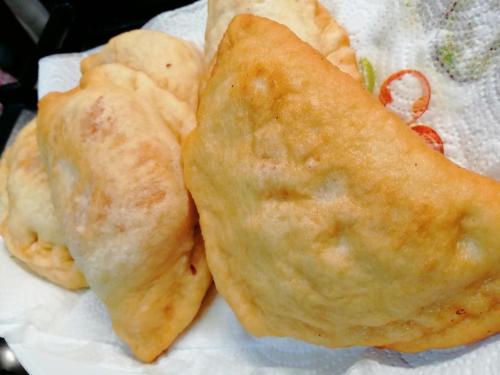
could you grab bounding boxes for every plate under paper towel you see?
[1,1,500,374]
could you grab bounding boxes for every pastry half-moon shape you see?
[0,120,87,290]
[183,15,500,352]
[205,0,360,81]
[81,29,204,109]
[38,73,211,362]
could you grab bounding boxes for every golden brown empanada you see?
[81,29,204,109]
[38,72,211,362]
[183,15,500,352]
[205,0,360,81]
[0,120,87,290]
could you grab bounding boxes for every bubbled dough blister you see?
[3,1,499,374]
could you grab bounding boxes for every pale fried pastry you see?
[38,74,211,362]
[80,63,196,141]
[183,15,500,352]
[81,29,204,109]
[0,120,87,290]
[205,0,360,81]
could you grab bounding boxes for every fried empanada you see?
[38,75,211,362]
[81,29,204,109]
[80,63,196,141]
[205,0,360,81]
[183,15,500,352]
[0,120,86,290]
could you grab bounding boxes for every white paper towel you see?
[2,0,499,374]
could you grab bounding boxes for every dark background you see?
[0,0,197,151]
[0,0,196,373]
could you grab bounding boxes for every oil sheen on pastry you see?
[205,0,360,81]
[0,120,87,290]
[37,75,211,362]
[183,15,500,352]
[81,29,204,109]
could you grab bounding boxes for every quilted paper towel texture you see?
[1,0,499,374]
